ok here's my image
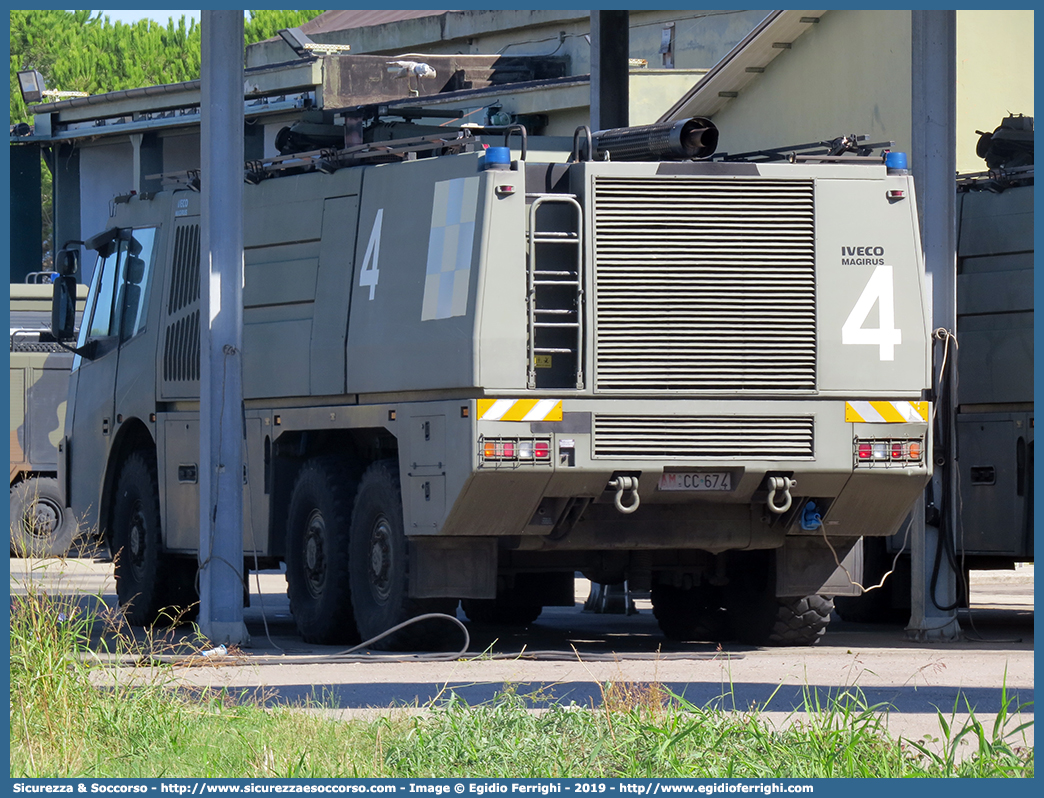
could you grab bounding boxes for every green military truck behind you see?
[10,282,86,557]
[49,123,933,648]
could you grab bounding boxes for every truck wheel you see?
[651,583,729,642]
[285,458,359,645]
[112,452,186,626]
[348,460,457,651]
[767,595,834,645]
[462,598,543,626]
[10,477,79,558]
[725,551,832,646]
[729,590,833,646]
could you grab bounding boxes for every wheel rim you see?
[368,514,394,604]
[302,509,327,599]
[26,498,60,540]
[128,502,149,580]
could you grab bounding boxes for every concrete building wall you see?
[247,9,768,77]
[690,10,1031,172]
[161,132,202,176]
[956,10,1034,173]
[707,10,913,157]
[78,141,133,280]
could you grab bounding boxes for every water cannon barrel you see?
[592,117,718,162]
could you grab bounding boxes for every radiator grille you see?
[163,309,200,383]
[161,223,201,393]
[593,177,816,392]
[167,224,200,315]
[593,414,815,460]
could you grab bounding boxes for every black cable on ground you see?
[100,612,738,667]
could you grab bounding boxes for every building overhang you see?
[659,10,827,122]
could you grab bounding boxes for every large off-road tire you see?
[285,458,360,645]
[10,477,79,558]
[348,460,457,651]
[462,597,543,626]
[651,583,730,642]
[764,595,834,645]
[111,452,194,626]
[729,588,834,647]
[725,550,833,646]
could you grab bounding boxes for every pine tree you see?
[10,10,324,268]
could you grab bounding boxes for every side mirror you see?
[54,246,80,277]
[51,274,78,342]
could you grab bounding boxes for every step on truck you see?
[49,120,932,647]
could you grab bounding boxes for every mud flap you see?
[776,536,863,598]
[409,536,497,599]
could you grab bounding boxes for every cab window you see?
[115,227,156,341]
[73,227,157,369]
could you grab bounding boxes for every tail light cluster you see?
[854,437,924,467]
[480,436,552,464]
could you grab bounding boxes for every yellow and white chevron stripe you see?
[477,398,563,422]
[845,401,929,423]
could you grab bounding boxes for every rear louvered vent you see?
[593,177,816,392]
[593,415,815,460]
[162,224,201,388]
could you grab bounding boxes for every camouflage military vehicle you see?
[49,121,932,647]
[10,282,86,556]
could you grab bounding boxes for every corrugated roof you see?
[298,10,453,36]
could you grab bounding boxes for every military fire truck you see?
[10,281,86,557]
[49,118,932,648]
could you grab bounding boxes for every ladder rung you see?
[534,348,576,354]
[534,309,575,315]
[531,233,579,241]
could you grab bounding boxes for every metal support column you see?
[908,9,960,642]
[590,11,630,131]
[199,9,249,646]
[10,144,43,281]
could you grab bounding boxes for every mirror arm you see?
[52,339,95,360]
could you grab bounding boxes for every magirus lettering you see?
[841,245,885,265]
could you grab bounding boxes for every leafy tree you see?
[10,10,324,268]
[245,10,324,45]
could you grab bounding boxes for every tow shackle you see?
[607,476,640,514]
[766,476,797,515]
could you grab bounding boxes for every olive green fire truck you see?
[49,120,932,648]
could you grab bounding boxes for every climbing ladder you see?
[526,193,584,390]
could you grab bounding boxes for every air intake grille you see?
[593,415,815,460]
[593,177,816,392]
[162,223,201,393]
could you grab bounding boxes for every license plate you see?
[658,471,732,491]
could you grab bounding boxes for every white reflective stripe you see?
[522,399,559,422]
[897,401,923,422]
[848,401,884,423]
[481,399,516,421]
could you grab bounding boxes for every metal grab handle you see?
[608,476,640,514]
[766,476,796,515]
[571,125,593,162]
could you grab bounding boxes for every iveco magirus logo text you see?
[841,246,885,266]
